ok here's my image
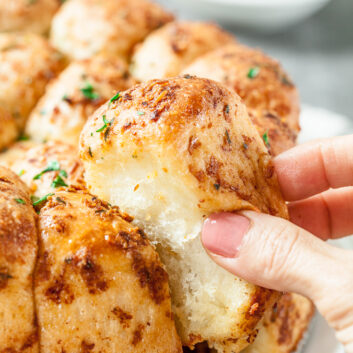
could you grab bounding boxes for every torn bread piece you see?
[35,187,182,353]
[80,77,288,352]
[0,166,38,352]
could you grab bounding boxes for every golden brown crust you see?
[26,55,136,147]
[0,0,61,34]
[0,106,18,151]
[131,21,235,81]
[9,141,85,198]
[81,76,287,218]
[50,0,174,60]
[182,43,300,155]
[0,141,39,169]
[35,187,182,353]
[0,166,38,352]
[0,33,65,130]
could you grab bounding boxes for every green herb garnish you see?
[81,82,99,100]
[96,115,114,133]
[225,105,230,114]
[137,111,145,116]
[18,169,25,176]
[51,175,68,188]
[17,134,29,141]
[225,130,231,144]
[31,193,54,206]
[33,161,60,180]
[262,131,269,146]
[214,183,220,190]
[14,198,26,204]
[247,67,260,79]
[110,92,121,103]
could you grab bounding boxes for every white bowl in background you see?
[159,0,331,32]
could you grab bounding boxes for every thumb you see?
[201,211,348,302]
[201,211,353,352]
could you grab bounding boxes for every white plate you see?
[156,0,331,32]
[298,104,352,353]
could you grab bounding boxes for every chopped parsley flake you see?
[81,82,99,100]
[225,105,230,114]
[96,115,114,134]
[214,183,220,190]
[51,175,68,188]
[14,198,26,204]
[137,111,145,116]
[225,129,231,144]
[18,169,25,176]
[17,134,29,141]
[110,92,121,103]
[247,67,260,79]
[31,193,54,207]
[88,147,93,157]
[262,131,270,146]
[243,143,248,150]
[33,161,60,180]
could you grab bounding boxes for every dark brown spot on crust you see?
[112,307,133,328]
[131,324,145,345]
[131,251,168,304]
[80,257,108,294]
[81,340,95,353]
[0,268,12,290]
[188,136,201,155]
[45,278,74,304]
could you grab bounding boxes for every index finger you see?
[274,134,353,201]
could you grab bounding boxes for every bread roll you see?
[50,0,174,60]
[182,44,300,156]
[243,294,314,353]
[80,77,288,352]
[26,55,135,146]
[0,33,65,130]
[0,166,38,352]
[0,106,18,151]
[9,141,85,198]
[0,0,60,34]
[130,21,235,81]
[35,187,182,352]
[0,141,38,169]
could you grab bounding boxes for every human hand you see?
[202,135,353,352]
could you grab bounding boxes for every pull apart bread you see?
[130,21,235,82]
[80,76,289,352]
[0,0,61,35]
[26,55,135,147]
[182,44,300,156]
[50,0,174,61]
[0,166,38,352]
[0,106,18,151]
[35,187,182,352]
[0,32,65,131]
[8,141,85,198]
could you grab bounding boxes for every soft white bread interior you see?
[50,0,174,60]
[182,43,300,156]
[130,21,235,82]
[0,32,65,130]
[35,187,182,353]
[9,141,85,198]
[80,77,288,352]
[26,55,135,147]
[0,166,38,352]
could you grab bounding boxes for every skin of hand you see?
[202,134,353,353]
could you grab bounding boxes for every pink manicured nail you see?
[202,213,250,258]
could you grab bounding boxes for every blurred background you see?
[157,0,353,140]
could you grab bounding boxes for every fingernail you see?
[202,213,250,258]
